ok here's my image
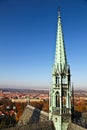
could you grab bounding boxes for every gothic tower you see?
[49,9,71,130]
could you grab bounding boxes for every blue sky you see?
[0,0,87,89]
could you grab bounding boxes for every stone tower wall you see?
[68,123,87,130]
[1,121,55,130]
[18,105,49,126]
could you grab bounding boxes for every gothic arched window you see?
[55,91,60,107]
[62,89,66,108]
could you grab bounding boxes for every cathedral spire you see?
[55,9,67,68]
[49,8,71,130]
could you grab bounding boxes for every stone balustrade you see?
[52,107,71,115]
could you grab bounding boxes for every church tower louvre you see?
[49,9,71,130]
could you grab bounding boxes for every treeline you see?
[74,99,87,112]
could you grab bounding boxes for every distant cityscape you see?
[0,88,87,128]
[0,90,86,111]
[0,88,49,128]
[0,88,49,102]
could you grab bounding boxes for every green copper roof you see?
[55,10,67,66]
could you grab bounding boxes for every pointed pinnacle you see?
[55,9,67,69]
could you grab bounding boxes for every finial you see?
[58,6,60,12]
[58,6,61,18]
